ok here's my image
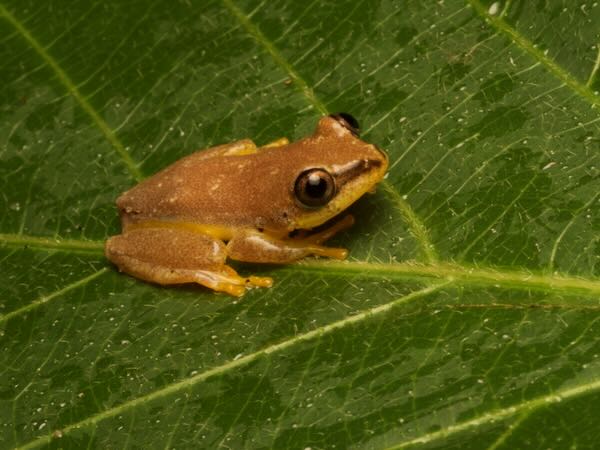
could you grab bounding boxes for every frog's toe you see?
[211,266,273,294]
[213,282,247,297]
[246,275,274,288]
[310,246,348,260]
[188,270,245,297]
[211,275,272,296]
[326,247,348,260]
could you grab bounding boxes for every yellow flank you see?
[127,220,237,241]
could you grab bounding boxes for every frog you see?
[105,113,388,296]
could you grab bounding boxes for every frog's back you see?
[117,116,385,232]
[117,145,304,231]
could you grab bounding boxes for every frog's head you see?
[288,113,388,230]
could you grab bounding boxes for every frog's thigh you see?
[227,232,348,263]
[105,228,270,296]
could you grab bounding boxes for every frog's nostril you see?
[329,112,360,137]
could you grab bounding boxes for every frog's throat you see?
[125,221,237,241]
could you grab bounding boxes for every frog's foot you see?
[218,265,273,296]
[178,266,273,297]
[106,257,266,297]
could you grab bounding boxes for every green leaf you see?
[1,0,599,448]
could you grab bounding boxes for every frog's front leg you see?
[192,136,288,160]
[194,139,258,159]
[294,214,355,244]
[227,218,353,264]
[105,227,272,296]
[260,137,289,149]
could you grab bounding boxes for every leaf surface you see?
[1,0,599,448]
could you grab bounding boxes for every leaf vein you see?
[486,411,532,450]
[467,0,600,109]
[586,43,600,88]
[458,169,540,259]
[0,269,108,324]
[381,182,438,263]
[3,233,600,296]
[0,233,105,253]
[0,4,144,181]
[385,376,600,449]
[549,192,599,271]
[292,260,600,297]
[16,283,447,449]
[220,0,328,115]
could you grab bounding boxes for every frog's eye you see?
[294,168,336,208]
[329,112,360,137]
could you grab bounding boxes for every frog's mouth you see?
[291,155,388,230]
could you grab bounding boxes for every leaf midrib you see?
[2,232,600,303]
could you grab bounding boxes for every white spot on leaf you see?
[488,2,500,15]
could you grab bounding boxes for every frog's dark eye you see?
[294,168,336,208]
[329,112,360,137]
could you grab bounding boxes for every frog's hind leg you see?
[105,227,272,296]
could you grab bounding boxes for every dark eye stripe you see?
[331,159,383,186]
